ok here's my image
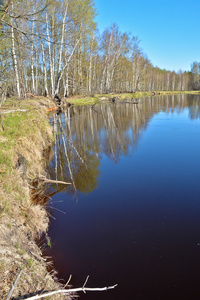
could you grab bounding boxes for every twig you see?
[47,205,66,214]
[6,269,24,300]
[0,0,11,27]
[83,275,90,288]
[23,283,118,300]
[64,274,72,288]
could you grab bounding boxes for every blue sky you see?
[94,0,200,72]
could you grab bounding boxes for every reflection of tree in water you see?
[152,94,200,119]
[187,96,200,120]
[49,112,101,196]
[48,94,200,195]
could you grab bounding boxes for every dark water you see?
[45,94,200,299]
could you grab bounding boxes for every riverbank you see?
[65,90,200,105]
[0,97,72,299]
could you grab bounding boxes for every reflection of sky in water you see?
[46,95,200,300]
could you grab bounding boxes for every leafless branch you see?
[64,274,72,288]
[0,0,52,25]
[6,269,24,300]
[5,1,52,20]
[23,282,118,300]
[3,21,66,45]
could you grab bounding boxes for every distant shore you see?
[63,90,200,106]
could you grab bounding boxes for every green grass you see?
[67,91,200,105]
[18,248,26,256]
[27,258,34,268]
[47,237,51,248]
[14,242,20,249]
[69,96,99,105]
[0,260,5,272]
[0,97,54,218]
[7,223,12,229]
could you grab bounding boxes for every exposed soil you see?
[0,98,73,299]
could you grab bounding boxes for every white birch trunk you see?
[88,35,96,93]
[77,43,83,90]
[11,26,20,97]
[172,75,175,91]
[41,43,49,97]
[92,54,97,92]
[31,21,35,95]
[88,53,92,94]
[35,38,38,95]
[100,61,107,93]
[100,33,113,93]
[46,13,54,96]
[105,33,126,93]
[105,67,111,93]
[55,39,80,96]
[58,5,68,74]
[52,11,55,91]
[64,63,69,97]
[55,5,68,96]
[24,67,28,96]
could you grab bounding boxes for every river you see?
[44,94,200,299]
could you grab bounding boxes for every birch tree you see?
[11,4,20,97]
[100,24,129,93]
[132,36,142,91]
[46,12,54,96]
[0,0,195,97]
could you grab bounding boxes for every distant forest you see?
[0,0,200,98]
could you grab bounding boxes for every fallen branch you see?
[1,109,28,114]
[23,284,118,300]
[6,269,24,300]
[38,176,71,185]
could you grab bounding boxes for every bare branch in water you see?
[22,281,118,299]
[9,273,117,300]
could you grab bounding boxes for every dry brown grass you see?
[0,98,73,299]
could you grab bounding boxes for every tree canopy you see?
[0,0,196,98]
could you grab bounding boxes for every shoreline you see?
[62,90,200,106]
[0,97,72,299]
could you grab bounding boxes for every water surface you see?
[45,94,200,300]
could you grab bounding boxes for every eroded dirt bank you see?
[0,98,72,299]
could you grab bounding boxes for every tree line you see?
[0,0,199,98]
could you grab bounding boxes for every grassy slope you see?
[0,97,71,299]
